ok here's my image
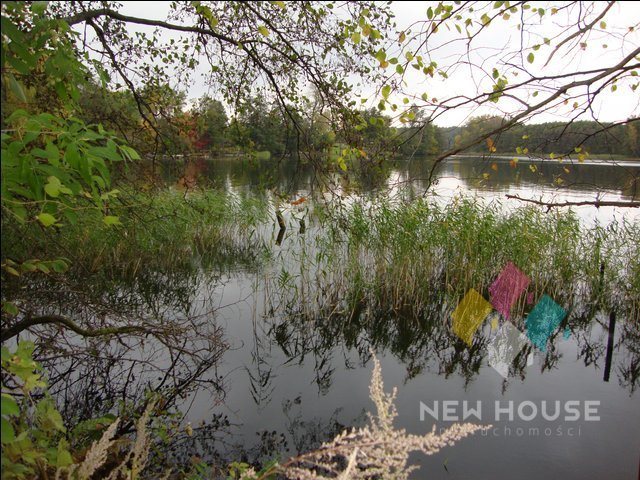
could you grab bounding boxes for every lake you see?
[27,155,640,478]
[137,155,639,479]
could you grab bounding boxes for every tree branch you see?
[63,8,240,46]
[505,194,640,210]
[425,46,640,188]
[1,315,153,342]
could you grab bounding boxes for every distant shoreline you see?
[447,153,640,165]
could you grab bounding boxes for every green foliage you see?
[230,95,295,155]
[2,189,270,282]
[1,111,131,226]
[1,2,136,229]
[1,342,76,479]
[1,342,175,480]
[193,95,229,152]
[309,196,640,320]
[1,2,86,110]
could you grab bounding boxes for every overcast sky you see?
[114,1,640,127]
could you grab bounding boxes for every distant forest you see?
[434,116,640,158]
[65,82,640,160]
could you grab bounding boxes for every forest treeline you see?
[66,82,640,160]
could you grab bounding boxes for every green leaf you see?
[64,143,81,168]
[2,301,19,316]
[37,213,57,227]
[36,263,50,274]
[103,215,122,226]
[49,259,69,273]
[56,439,73,468]
[36,398,65,433]
[0,17,24,43]
[381,85,391,99]
[7,74,27,103]
[44,176,62,197]
[31,1,49,15]
[527,52,535,64]
[88,145,121,162]
[4,266,20,276]
[1,418,16,444]
[1,395,20,416]
[258,26,270,37]
[351,32,361,44]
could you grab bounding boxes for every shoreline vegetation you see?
[152,149,640,163]
[449,153,640,163]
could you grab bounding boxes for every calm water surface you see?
[24,156,632,478]
[147,156,640,479]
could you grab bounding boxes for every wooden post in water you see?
[603,309,616,383]
[275,209,286,246]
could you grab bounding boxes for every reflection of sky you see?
[152,158,640,478]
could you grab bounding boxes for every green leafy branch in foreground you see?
[2,341,72,478]
[0,108,137,228]
[2,2,142,324]
[1,341,164,480]
[2,2,140,230]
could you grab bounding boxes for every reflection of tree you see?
[4,269,226,429]
[246,314,277,409]
[156,394,365,475]
[1,227,267,428]
[618,322,640,395]
[283,396,365,455]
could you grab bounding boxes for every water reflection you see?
[144,154,639,199]
[6,155,639,478]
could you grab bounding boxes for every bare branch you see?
[505,194,640,210]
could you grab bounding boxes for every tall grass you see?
[2,188,270,280]
[268,196,639,331]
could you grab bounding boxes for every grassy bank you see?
[2,188,270,281]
